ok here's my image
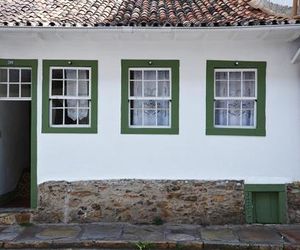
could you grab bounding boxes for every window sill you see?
[42,126,97,134]
[121,127,179,135]
[206,128,266,136]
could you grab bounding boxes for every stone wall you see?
[33,180,245,225]
[287,182,300,223]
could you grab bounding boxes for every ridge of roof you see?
[0,0,299,28]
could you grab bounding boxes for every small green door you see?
[253,192,279,224]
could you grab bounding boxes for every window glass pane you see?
[0,84,7,97]
[66,99,77,108]
[130,109,142,125]
[0,69,7,82]
[130,70,142,80]
[130,81,142,97]
[243,71,255,80]
[9,84,19,97]
[144,100,156,109]
[228,109,241,126]
[215,109,227,126]
[65,69,77,79]
[158,70,169,80]
[78,81,89,96]
[79,100,89,107]
[243,81,255,97]
[157,100,169,109]
[215,72,228,80]
[9,69,19,82]
[78,108,89,121]
[79,110,89,124]
[242,109,254,126]
[52,69,63,79]
[229,72,241,80]
[130,100,143,108]
[65,109,77,124]
[144,109,156,125]
[144,81,156,97]
[157,110,169,126]
[65,80,77,96]
[229,80,241,97]
[242,100,255,109]
[215,80,227,97]
[52,109,63,125]
[21,69,31,82]
[52,80,63,95]
[52,99,64,107]
[228,100,241,126]
[144,70,156,80]
[21,84,31,97]
[228,100,240,109]
[78,70,89,80]
[158,81,170,97]
[215,100,227,108]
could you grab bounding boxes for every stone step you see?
[0,223,300,249]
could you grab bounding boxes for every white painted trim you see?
[291,47,300,64]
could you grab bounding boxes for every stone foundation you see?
[32,180,245,225]
[287,182,300,223]
[2,180,299,225]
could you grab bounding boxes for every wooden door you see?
[253,192,279,224]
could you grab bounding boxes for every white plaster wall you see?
[0,28,299,184]
[0,102,30,195]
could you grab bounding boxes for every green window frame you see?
[0,58,38,208]
[42,60,98,133]
[121,60,179,134]
[244,184,287,224]
[206,60,266,136]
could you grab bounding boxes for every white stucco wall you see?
[0,27,299,184]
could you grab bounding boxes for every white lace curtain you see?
[65,70,88,121]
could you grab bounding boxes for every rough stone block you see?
[33,179,245,224]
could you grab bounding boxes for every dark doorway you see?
[0,101,31,208]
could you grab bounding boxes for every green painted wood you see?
[121,59,179,135]
[253,192,279,224]
[244,191,253,223]
[244,184,287,224]
[206,60,266,136]
[278,191,287,223]
[0,59,38,208]
[245,184,286,192]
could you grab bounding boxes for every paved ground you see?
[0,223,300,249]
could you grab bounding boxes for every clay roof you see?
[0,0,299,28]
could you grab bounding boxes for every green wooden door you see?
[253,192,279,224]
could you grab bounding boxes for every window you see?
[206,61,266,136]
[42,60,98,133]
[121,60,179,134]
[0,67,32,100]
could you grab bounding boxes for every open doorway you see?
[0,62,36,209]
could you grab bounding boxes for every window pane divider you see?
[50,96,90,100]
[129,97,171,100]
[214,97,256,100]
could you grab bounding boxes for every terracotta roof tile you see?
[0,0,298,28]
